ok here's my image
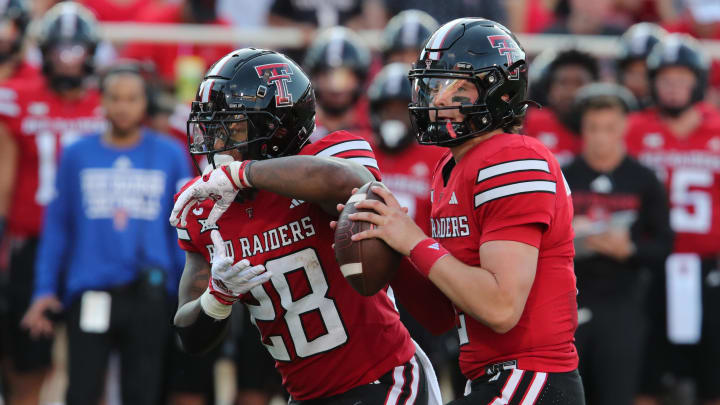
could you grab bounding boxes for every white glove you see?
[170,160,253,228]
[200,230,271,319]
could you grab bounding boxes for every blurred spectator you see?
[303,26,372,139]
[121,0,233,100]
[366,61,455,392]
[80,0,152,22]
[524,49,599,166]
[21,66,191,405]
[0,0,37,85]
[663,0,720,106]
[616,22,668,108]
[380,9,438,64]
[564,83,673,405]
[543,0,625,35]
[383,0,507,26]
[267,0,386,34]
[625,34,720,405]
[0,4,105,404]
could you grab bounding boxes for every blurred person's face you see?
[376,99,412,150]
[46,43,91,91]
[428,78,479,123]
[581,106,627,159]
[621,60,649,101]
[548,65,594,115]
[314,67,361,117]
[386,49,420,65]
[654,66,697,114]
[102,73,147,135]
[0,20,21,61]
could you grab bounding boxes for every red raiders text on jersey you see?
[175,131,415,400]
[429,133,578,379]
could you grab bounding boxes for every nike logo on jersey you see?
[289,199,305,208]
[198,218,219,233]
[449,192,458,205]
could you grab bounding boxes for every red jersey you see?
[2,61,40,86]
[176,131,415,400]
[372,142,445,234]
[121,3,233,84]
[523,108,580,167]
[430,133,578,379]
[625,105,720,257]
[0,80,105,236]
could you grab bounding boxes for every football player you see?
[616,22,667,109]
[0,3,105,404]
[524,49,599,166]
[169,48,441,405]
[341,18,584,404]
[625,34,720,405]
[380,10,438,65]
[303,26,371,139]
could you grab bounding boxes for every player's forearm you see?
[427,255,521,334]
[174,299,230,354]
[247,156,374,209]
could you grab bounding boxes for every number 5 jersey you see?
[625,103,720,258]
[175,131,415,400]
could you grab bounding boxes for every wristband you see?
[225,160,254,190]
[199,288,232,320]
[409,238,450,277]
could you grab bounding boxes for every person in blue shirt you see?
[21,65,191,405]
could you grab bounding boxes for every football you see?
[334,181,401,296]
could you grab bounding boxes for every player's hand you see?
[585,227,635,261]
[170,160,253,228]
[21,295,62,339]
[208,230,271,305]
[347,185,425,256]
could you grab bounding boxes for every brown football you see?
[334,181,401,296]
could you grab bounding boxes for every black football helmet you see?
[381,10,439,61]
[617,23,667,71]
[647,33,709,116]
[187,48,315,173]
[303,26,371,81]
[368,62,414,152]
[0,0,29,63]
[37,2,99,90]
[409,18,530,146]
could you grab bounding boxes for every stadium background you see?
[0,0,719,404]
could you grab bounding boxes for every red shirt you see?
[2,61,40,86]
[523,108,580,167]
[80,0,152,21]
[175,131,415,400]
[625,104,720,257]
[430,133,578,378]
[121,3,233,84]
[0,80,105,237]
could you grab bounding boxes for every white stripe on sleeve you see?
[477,159,550,183]
[314,140,372,157]
[346,156,379,170]
[474,181,556,208]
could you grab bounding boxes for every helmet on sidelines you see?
[37,2,99,90]
[303,26,371,82]
[368,62,414,151]
[187,48,315,172]
[0,0,29,62]
[647,33,709,115]
[617,23,667,71]
[409,18,531,147]
[381,10,439,61]
[568,83,638,133]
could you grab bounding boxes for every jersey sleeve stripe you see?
[474,180,556,208]
[344,156,379,170]
[477,159,550,184]
[314,139,373,157]
[177,228,191,241]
